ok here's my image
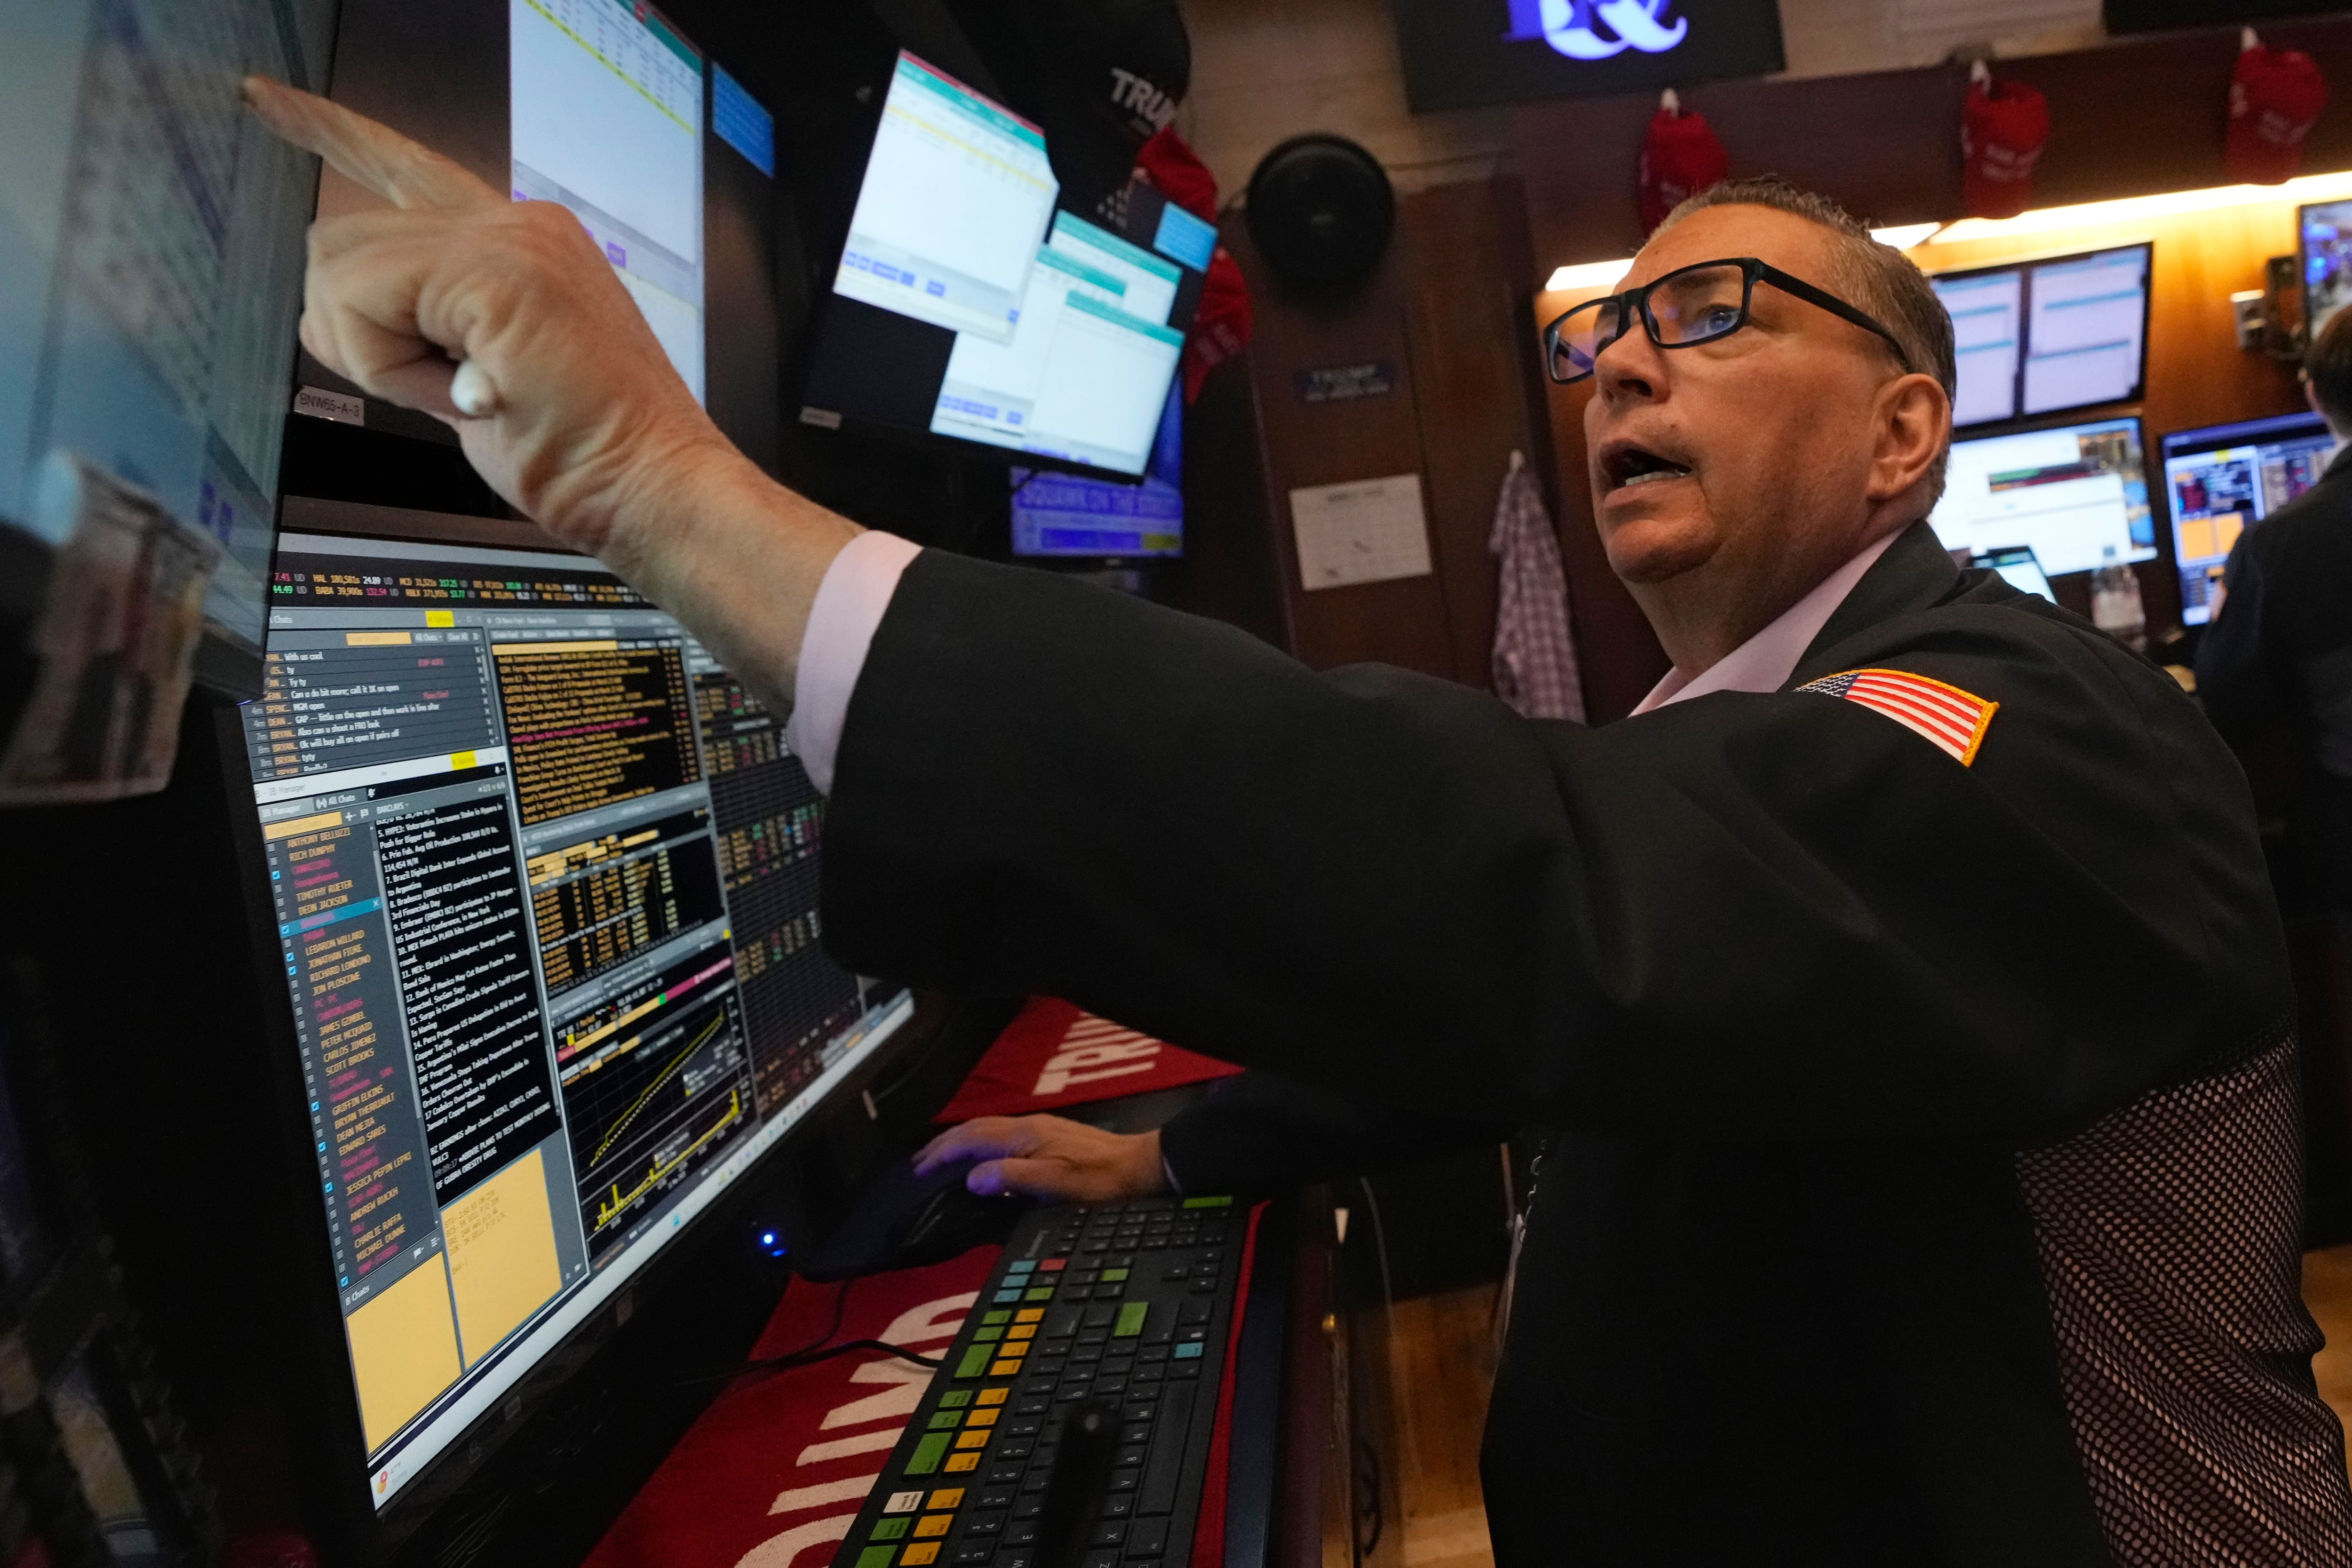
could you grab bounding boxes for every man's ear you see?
[1868,373,1949,503]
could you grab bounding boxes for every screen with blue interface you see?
[932,211,1187,474]
[242,527,911,1507]
[2302,199,2352,341]
[1930,267,2023,429]
[834,52,1058,342]
[1927,416,2156,577]
[1012,384,1183,557]
[0,0,335,651]
[2021,247,2150,418]
[1928,244,2150,429]
[511,0,706,402]
[2160,411,2335,626]
[801,51,1200,480]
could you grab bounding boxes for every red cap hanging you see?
[2227,31,2327,186]
[1183,248,1252,402]
[1134,126,1218,220]
[1639,90,1728,234]
[1961,64,2050,221]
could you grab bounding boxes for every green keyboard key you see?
[871,1518,910,1540]
[982,1310,1011,1325]
[1113,1302,1149,1337]
[1183,1195,1233,1208]
[926,1411,960,1430]
[906,1433,951,1475]
[954,1346,991,1379]
[938,1390,972,1409]
[855,1548,896,1568]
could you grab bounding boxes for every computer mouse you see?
[797,1153,1031,1280]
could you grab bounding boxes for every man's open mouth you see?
[1602,444,1694,491]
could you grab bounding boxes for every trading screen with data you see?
[240,530,911,1507]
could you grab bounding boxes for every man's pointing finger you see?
[241,74,498,212]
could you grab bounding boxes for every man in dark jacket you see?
[2198,307,2352,923]
[247,79,2351,1567]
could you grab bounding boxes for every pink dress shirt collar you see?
[1629,529,1902,716]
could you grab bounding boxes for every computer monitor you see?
[2159,409,2336,625]
[0,0,334,661]
[239,516,914,1511]
[511,0,707,401]
[799,51,1204,480]
[2301,198,2352,342]
[1010,385,1184,559]
[1928,265,2025,429]
[2019,245,2150,418]
[1928,415,2157,577]
[1971,545,2058,604]
[1927,244,2151,428]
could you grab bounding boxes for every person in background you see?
[246,72,2352,1566]
[2197,309,2352,932]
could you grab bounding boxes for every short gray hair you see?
[1658,176,1956,504]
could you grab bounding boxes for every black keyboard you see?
[830,1195,1245,1568]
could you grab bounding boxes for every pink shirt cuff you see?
[783,530,921,795]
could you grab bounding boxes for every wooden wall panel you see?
[1513,15,2352,273]
[1219,179,1549,687]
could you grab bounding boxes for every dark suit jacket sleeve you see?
[819,546,2286,1146]
[1155,1072,1513,1195]
[2193,530,2284,740]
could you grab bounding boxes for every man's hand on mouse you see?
[915,1115,1170,1203]
[242,75,858,705]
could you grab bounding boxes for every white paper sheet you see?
[1289,473,1432,591]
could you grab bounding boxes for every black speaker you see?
[1245,133,1394,292]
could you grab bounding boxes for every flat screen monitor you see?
[800,51,1203,480]
[2159,410,2336,625]
[1928,415,2157,577]
[2301,198,2352,342]
[1927,243,2151,428]
[239,523,912,1510]
[1929,265,2025,429]
[0,0,334,657]
[1011,385,1184,558]
[511,0,707,401]
[1971,545,2057,604]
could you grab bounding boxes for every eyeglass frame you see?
[1541,257,1917,386]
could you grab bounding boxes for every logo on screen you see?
[1502,0,1688,60]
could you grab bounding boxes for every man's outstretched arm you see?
[242,77,858,715]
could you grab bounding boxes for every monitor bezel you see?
[1937,409,2158,580]
[229,497,926,1562]
[1927,239,2155,431]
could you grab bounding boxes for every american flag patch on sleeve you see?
[1796,668,1999,765]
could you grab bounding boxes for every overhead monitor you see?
[0,0,334,658]
[1930,266,2024,429]
[2301,198,2352,343]
[2159,410,2336,625]
[1011,385,1184,559]
[799,52,1204,480]
[240,524,913,1510]
[1928,416,2156,577]
[511,0,707,401]
[1927,244,2150,428]
[2020,246,2151,418]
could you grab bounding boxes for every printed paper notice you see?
[1290,474,1432,591]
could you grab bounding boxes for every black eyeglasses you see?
[1542,257,1915,385]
